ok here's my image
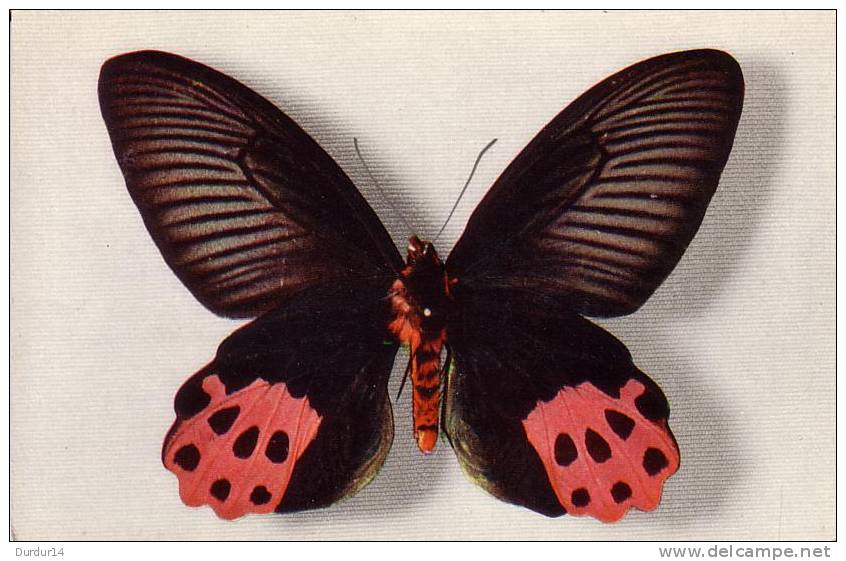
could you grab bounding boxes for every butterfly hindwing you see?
[164,366,323,518]
[447,49,744,317]
[162,282,398,518]
[522,378,679,521]
[99,51,402,318]
[444,287,679,521]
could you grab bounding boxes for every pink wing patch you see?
[522,379,679,522]
[163,374,322,520]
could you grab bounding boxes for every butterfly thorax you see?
[388,235,453,453]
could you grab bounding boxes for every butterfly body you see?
[99,48,743,521]
[388,235,452,453]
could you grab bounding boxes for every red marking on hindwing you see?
[163,374,322,520]
[522,379,679,522]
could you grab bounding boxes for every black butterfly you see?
[99,49,743,521]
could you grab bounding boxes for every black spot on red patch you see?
[605,409,635,440]
[210,478,231,501]
[643,447,669,476]
[208,406,240,435]
[611,481,632,503]
[585,428,612,463]
[571,488,590,507]
[250,485,272,505]
[173,444,200,471]
[265,430,289,464]
[635,388,667,421]
[233,426,259,459]
[554,433,578,466]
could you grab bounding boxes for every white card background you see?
[10,10,834,540]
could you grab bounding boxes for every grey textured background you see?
[10,10,835,540]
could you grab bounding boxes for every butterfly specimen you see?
[99,48,743,522]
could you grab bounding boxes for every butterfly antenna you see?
[432,138,498,243]
[354,137,418,235]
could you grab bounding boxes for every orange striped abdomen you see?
[411,336,444,453]
[389,275,447,453]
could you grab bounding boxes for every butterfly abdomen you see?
[410,336,444,452]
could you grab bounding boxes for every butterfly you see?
[98,49,743,522]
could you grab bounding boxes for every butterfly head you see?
[405,235,438,267]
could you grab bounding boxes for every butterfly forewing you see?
[99,51,402,318]
[447,49,744,317]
